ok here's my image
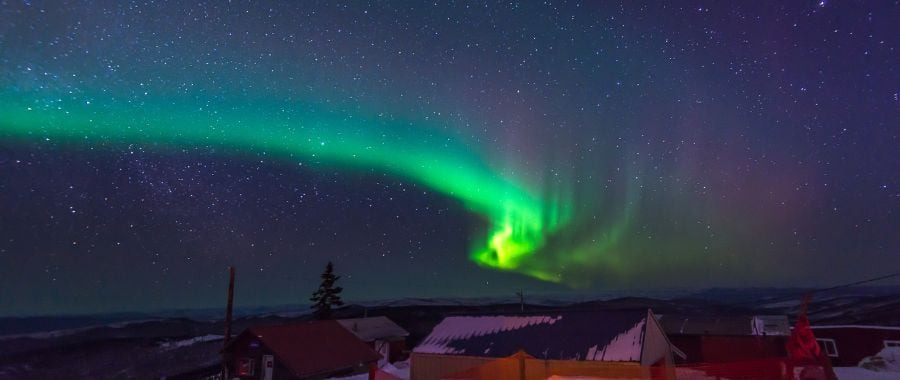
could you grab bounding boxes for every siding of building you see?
[811,325,900,367]
[668,335,788,363]
[658,314,790,364]
[411,352,667,380]
[410,353,494,380]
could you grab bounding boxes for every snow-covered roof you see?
[810,325,900,331]
[337,316,409,342]
[413,310,649,362]
[657,314,790,336]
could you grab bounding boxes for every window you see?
[238,357,256,376]
[817,338,838,357]
[885,340,900,348]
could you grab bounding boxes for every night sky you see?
[1,1,897,316]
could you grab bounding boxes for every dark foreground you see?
[1,289,898,379]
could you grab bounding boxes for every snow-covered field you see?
[159,334,222,349]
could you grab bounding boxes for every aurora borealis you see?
[1,1,897,315]
[0,91,569,281]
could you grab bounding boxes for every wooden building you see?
[410,309,682,380]
[810,325,900,366]
[657,314,791,364]
[338,316,410,366]
[224,321,381,379]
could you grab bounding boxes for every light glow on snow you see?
[415,315,563,354]
[584,319,645,361]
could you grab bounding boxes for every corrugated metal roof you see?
[337,316,409,342]
[242,321,381,378]
[413,310,649,362]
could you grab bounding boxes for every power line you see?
[811,271,900,294]
[726,270,900,307]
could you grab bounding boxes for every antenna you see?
[516,289,524,312]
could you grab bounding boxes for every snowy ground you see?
[833,367,899,379]
[323,363,897,380]
[550,368,899,380]
[675,367,899,380]
[326,360,410,380]
[384,360,410,379]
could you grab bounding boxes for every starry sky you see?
[0,1,897,316]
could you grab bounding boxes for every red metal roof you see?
[242,320,381,378]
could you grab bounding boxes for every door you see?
[262,355,274,380]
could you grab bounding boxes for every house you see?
[224,321,381,380]
[338,316,410,366]
[810,325,900,366]
[439,350,678,380]
[410,309,682,380]
[656,314,791,363]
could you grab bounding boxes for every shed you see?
[338,316,410,366]
[410,309,680,380]
[809,325,900,366]
[224,320,381,380]
[657,314,790,364]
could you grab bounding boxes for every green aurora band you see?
[0,90,636,285]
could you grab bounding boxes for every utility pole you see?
[516,289,524,312]
[222,266,236,379]
[224,266,236,345]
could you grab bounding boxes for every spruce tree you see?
[310,261,344,319]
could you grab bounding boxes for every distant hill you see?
[1,288,898,378]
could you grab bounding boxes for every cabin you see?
[657,314,791,363]
[338,316,410,366]
[810,325,900,366]
[224,321,381,380]
[410,309,682,380]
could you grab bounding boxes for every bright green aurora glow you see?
[0,90,626,284]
